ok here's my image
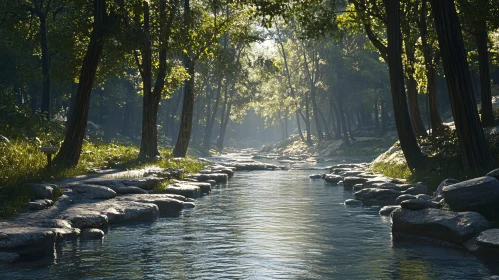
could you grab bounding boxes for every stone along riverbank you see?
[0,160,279,265]
[310,163,499,258]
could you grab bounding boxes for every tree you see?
[54,0,114,166]
[429,0,493,170]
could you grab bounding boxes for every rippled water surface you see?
[2,159,499,279]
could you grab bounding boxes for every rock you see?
[391,208,490,244]
[52,228,80,240]
[29,184,55,199]
[486,168,499,180]
[344,199,362,206]
[324,174,343,184]
[376,183,398,189]
[183,202,196,209]
[192,173,228,183]
[185,198,196,202]
[395,194,416,205]
[66,214,108,229]
[117,194,184,216]
[379,205,400,216]
[344,177,368,188]
[68,184,117,199]
[50,219,72,229]
[442,176,499,218]
[400,199,439,210]
[354,188,401,206]
[434,178,459,200]
[309,174,324,179]
[27,199,53,210]
[415,194,432,201]
[80,228,104,240]
[0,252,19,264]
[162,184,201,199]
[352,184,367,191]
[113,186,149,194]
[171,181,211,194]
[476,229,499,248]
[206,179,217,186]
[401,184,428,195]
[0,227,56,250]
[122,177,164,190]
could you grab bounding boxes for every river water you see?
[2,157,499,279]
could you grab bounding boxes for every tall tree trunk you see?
[54,0,109,167]
[304,93,312,145]
[381,98,388,135]
[39,13,51,118]
[296,111,305,142]
[337,101,350,145]
[406,76,427,137]
[122,81,134,138]
[477,18,494,127]
[173,57,195,157]
[203,78,222,153]
[384,0,426,170]
[374,98,380,129]
[419,0,445,134]
[216,80,234,152]
[139,0,177,159]
[430,0,492,170]
[284,107,289,139]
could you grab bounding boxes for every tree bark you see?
[384,0,426,170]
[173,58,195,157]
[430,0,493,170]
[419,0,445,134]
[139,0,177,159]
[476,18,494,127]
[54,0,109,167]
[39,12,51,118]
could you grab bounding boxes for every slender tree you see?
[54,0,112,166]
[429,0,493,170]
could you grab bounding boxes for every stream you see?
[1,155,498,279]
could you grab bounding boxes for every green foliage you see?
[371,160,412,180]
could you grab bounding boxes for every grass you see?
[0,139,204,218]
[370,160,413,181]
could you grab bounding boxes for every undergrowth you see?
[0,93,203,218]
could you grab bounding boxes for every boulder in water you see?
[344,177,368,188]
[391,208,490,244]
[400,199,439,210]
[80,228,104,240]
[434,178,459,201]
[324,174,343,184]
[442,176,499,218]
[379,205,400,216]
[354,188,401,206]
[344,199,362,206]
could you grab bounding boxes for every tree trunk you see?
[419,0,445,134]
[304,93,312,145]
[39,13,51,119]
[430,0,492,170]
[296,111,305,142]
[384,0,426,170]
[477,19,494,127]
[139,0,177,159]
[173,58,195,157]
[374,98,380,129]
[202,78,222,153]
[54,0,108,167]
[337,101,350,145]
[216,80,234,152]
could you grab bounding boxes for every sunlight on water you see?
[1,163,497,279]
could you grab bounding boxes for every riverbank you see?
[0,157,280,265]
[308,162,499,259]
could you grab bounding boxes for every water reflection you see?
[1,168,497,279]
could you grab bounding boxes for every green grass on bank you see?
[0,139,203,218]
[370,128,499,194]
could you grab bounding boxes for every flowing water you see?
[2,156,499,279]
